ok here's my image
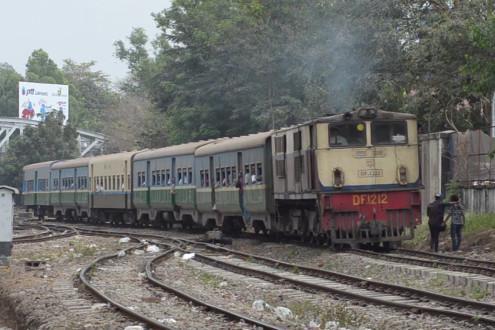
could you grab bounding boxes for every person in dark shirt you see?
[444,194,465,252]
[427,193,447,252]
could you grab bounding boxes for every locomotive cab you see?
[272,108,421,247]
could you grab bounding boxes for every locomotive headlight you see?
[333,168,344,188]
[398,165,407,185]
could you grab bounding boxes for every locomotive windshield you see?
[329,122,366,147]
[371,121,407,145]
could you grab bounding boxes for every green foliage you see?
[114,0,495,144]
[0,63,23,117]
[0,112,78,187]
[407,213,495,248]
[445,180,462,200]
[62,60,117,131]
[25,49,65,84]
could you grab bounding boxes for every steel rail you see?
[46,224,495,326]
[351,248,495,277]
[79,244,172,330]
[396,248,495,268]
[146,250,283,330]
[13,225,77,244]
[186,248,495,326]
[174,239,495,313]
[13,224,52,240]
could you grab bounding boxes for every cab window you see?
[329,122,366,147]
[372,121,407,145]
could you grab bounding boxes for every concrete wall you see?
[420,131,454,214]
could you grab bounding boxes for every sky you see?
[0,0,171,83]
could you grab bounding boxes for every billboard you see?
[18,82,69,124]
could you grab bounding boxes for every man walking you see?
[427,193,446,252]
[445,195,465,252]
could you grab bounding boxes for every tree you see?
[25,49,65,84]
[62,60,117,131]
[102,95,167,153]
[0,63,23,117]
[0,112,78,188]
[116,0,495,140]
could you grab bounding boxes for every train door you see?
[34,170,38,205]
[209,156,215,207]
[146,160,151,206]
[237,152,243,213]
[171,157,176,207]
[124,160,128,209]
[48,171,52,205]
[90,165,94,210]
[74,168,77,206]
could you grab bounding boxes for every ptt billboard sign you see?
[18,82,69,125]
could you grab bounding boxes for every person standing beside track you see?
[444,194,465,252]
[427,193,447,252]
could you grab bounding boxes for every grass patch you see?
[405,213,495,249]
[198,272,223,288]
[463,213,495,236]
[287,300,367,328]
[470,285,489,301]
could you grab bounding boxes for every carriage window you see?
[221,168,227,186]
[275,135,286,153]
[329,122,366,147]
[256,163,263,183]
[116,176,120,190]
[177,169,183,184]
[53,178,59,190]
[226,167,231,186]
[152,171,157,186]
[293,131,302,151]
[160,170,165,186]
[231,167,237,186]
[187,168,193,185]
[250,164,257,184]
[244,165,250,185]
[372,121,407,145]
[276,159,286,178]
[166,169,171,185]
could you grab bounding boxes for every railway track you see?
[78,229,282,330]
[396,248,495,269]
[13,224,77,244]
[351,248,495,278]
[57,223,495,327]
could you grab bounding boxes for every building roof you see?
[134,140,216,161]
[195,131,273,156]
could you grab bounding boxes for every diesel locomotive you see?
[22,108,421,247]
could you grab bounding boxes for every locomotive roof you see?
[195,131,273,156]
[23,160,58,171]
[321,109,416,123]
[275,109,416,133]
[134,140,216,161]
[51,157,90,170]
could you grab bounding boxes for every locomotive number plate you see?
[358,169,383,177]
[352,193,388,206]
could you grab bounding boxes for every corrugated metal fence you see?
[461,188,495,214]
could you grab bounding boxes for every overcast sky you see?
[0,0,171,83]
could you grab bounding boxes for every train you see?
[22,108,421,247]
